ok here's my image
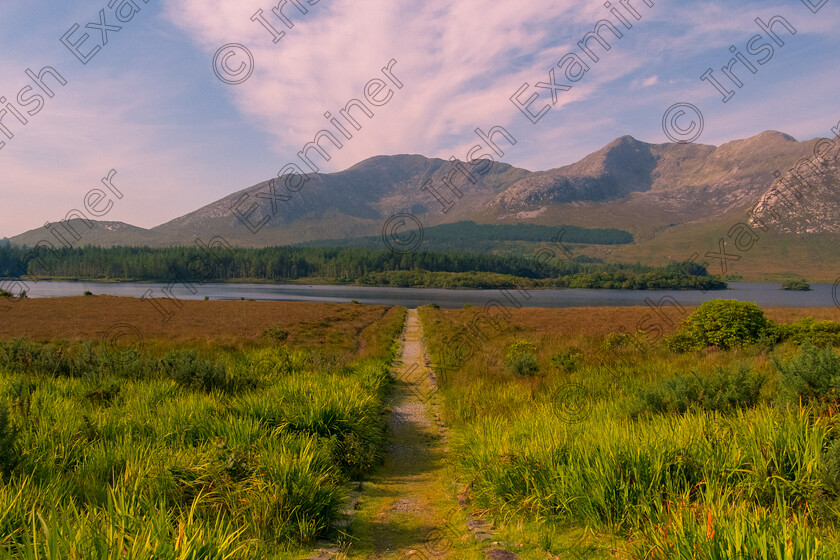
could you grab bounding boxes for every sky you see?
[0,0,838,237]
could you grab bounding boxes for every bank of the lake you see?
[3,280,838,309]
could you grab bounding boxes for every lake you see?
[8,280,840,309]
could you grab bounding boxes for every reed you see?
[419,303,840,558]
[0,306,407,558]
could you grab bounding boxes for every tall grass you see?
[458,407,827,526]
[418,305,840,558]
[0,306,407,558]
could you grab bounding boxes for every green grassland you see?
[0,307,406,559]
[418,302,840,559]
[597,207,840,283]
[4,297,840,559]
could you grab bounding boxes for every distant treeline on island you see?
[0,243,725,291]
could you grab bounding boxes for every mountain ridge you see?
[10,131,839,260]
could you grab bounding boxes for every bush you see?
[603,332,633,350]
[260,326,290,343]
[775,344,840,405]
[504,340,539,376]
[0,339,80,377]
[550,348,582,372]
[665,331,696,353]
[160,349,229,392]
[0,339,157,379]
[667,299,772,352]
[83,290,94,296]
[333,432,382,479]
[775,318,840,348]
[782,279,811,291]
[630,364,766,417]
[98,348,155,381]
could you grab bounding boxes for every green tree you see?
[668,299,772,351]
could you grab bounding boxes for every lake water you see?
[8,280,840,309]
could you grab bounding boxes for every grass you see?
[0,297,392,355]
[602,208,840,283]
[5,297,840,557]
[418,303,840,559]
[0,301,406,559]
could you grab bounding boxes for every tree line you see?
[0,245,725,290]
[299,221,634,253]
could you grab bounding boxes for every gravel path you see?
[305,310,518,560]
[345,309,464,559]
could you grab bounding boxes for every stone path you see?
[303,309,520,560]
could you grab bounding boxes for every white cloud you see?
[1,0,839,237]
[162,0,620,172]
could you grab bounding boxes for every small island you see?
[782,279,811,291]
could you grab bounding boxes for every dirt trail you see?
[346,309,476,560]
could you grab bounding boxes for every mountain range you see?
[10,130,839,279]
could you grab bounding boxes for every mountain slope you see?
[10,221,155,249]
[9,131,838,260]
[150,154,530,246]
[750,144,840,234]
[488,131,822,235]
[491,135,669,207]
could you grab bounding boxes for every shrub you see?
[0,289,12,298]
[702,364,766,410]
[667,299,772,352]
[550,348,582,372]
[504,340,539,376]
[603,332,633,350]
[333,432,382,479]
[261,326,290,343]
[775,344,840,405]
[775,318,840,348]
[83,290,94,296]
[0,339,86,377]
[630,363,766,417]
[665,331,696,353]
[160,349,229,392]
[782,279,811,291]
[98,347,155,381]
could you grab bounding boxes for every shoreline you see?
[0,276,731,291]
